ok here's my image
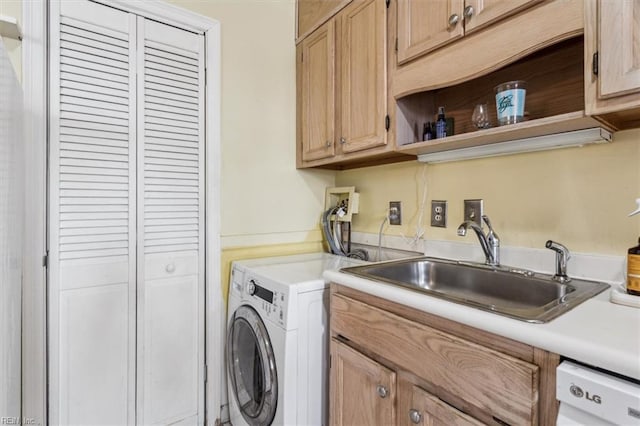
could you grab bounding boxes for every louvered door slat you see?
[146,111,198,125]
[61,56,129,78]
[146,122,199,135]
[145,88,198,104]
[146,69,198,86]
[61,63,129,84]
[61,111,129,126]
[62,102,129,119]
[145,59,198,77]
[60,226,128,237]
[61,134,129,148]
[60,32,129,54]
[145,95,198,110]
[61,95,129,112]
[60,48,129,71]
[62,87,129,106]
[146,45,198,64]
[60,14,128,41]
[61,71,129,92]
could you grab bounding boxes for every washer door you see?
[227,305,278,426]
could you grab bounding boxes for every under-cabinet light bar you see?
[417,128,613,164]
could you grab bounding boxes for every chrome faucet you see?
[457,215,500,267]
[545,240,571,283]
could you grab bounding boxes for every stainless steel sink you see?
[340,257,610,323]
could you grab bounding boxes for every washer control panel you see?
[245,277,286,327]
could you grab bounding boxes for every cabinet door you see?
[404,385,483,426]
[397,0,464,64]
[330,340,396,426]
[340,0,388,153]
[598,0,640,99]
[49,2,137,424]
[300,20,336,162]
[463,0,543,34]
[297,0,351,41]
[137,18,205,425]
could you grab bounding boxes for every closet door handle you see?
[166,263,176,273]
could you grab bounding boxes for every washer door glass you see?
[227,305,278,426]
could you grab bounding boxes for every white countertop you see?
[325,269,640,381]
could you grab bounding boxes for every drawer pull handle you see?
[409,409,422,424]
[376,385,388,398]
[166,263,176,273]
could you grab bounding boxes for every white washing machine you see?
[226,253,364,426]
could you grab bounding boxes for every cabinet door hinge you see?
[395,38,398,52]
[204,364,207,383]
[385,115,390,131]
[329,354,332,369]
[385,0,390,8]
[592,51,599,76]
[43,251,49,268]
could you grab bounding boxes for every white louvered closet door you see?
[137,18,205,426]
[49,1,136,425]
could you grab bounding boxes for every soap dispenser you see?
[628,238,640,296]
[627,198,640,296]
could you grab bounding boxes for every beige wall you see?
[0,0,22,80]
[337,128,640,255]
[168,0,335,248]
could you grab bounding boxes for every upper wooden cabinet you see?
[585,0,640,128]
[297,0,351,42]
[300,20,336,162]
[397,0,542,65]
[397,0,464,64]
[297,0,399,169]
[340,0,388,154]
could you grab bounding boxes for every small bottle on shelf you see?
[422,122,433,141]
[435,106,447,139]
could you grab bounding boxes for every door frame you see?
[22,1,222,424]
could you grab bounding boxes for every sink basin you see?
[340,257,610,323]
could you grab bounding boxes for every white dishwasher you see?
[556,361,640,425]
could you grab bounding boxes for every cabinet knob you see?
[166,263,176,273]
[448,13,460,27]
[409,409,422,424]
[340,137,346,144]
[463,5,474,19]
[376,385,388,398]
[326,140,332,148]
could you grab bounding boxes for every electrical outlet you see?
[430,200,447,228]
[464,199,483,227]
[389,201,401,225]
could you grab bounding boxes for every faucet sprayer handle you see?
[545,240,570,259]
[545,240,571,283]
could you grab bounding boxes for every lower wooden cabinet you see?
[400,383,483,426]
[330,340,396,426]
[329,284,560,426]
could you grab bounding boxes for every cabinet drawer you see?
[331,294,539,425]
[144,252,198,280]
